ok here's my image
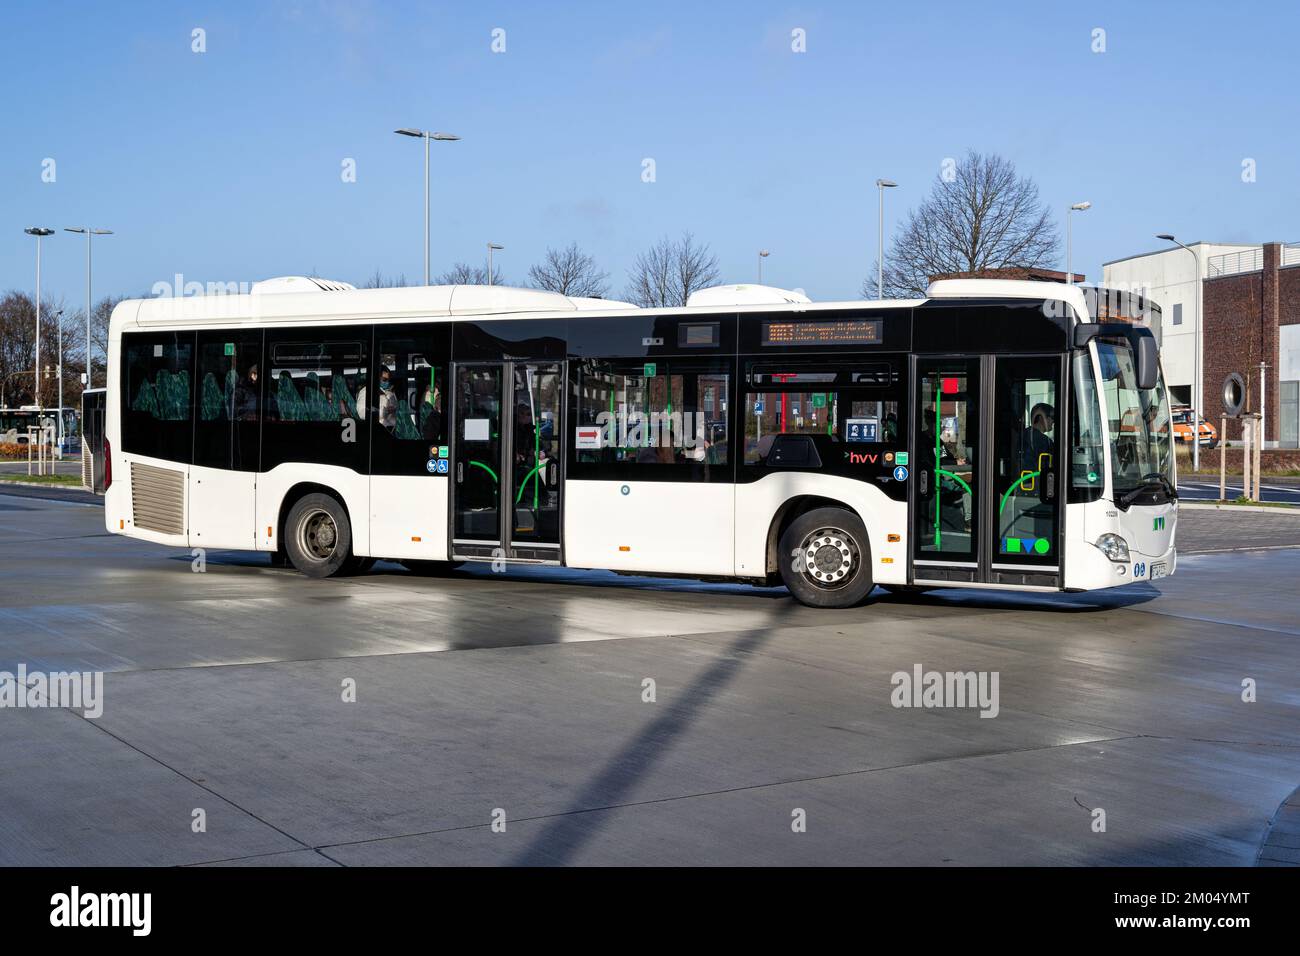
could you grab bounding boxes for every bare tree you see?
[361,269,409,289]
[0,291,82,408]
[864,150,1060,298]
[624,232,720,308]
[434,262,500,285]
[528,243,609,298]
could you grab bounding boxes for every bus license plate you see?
[1150,562,1168,580]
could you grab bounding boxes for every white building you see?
[1102,242,1260,407]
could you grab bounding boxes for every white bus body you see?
[104,278,1176,608]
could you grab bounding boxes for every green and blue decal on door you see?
[1001,536,1050,555]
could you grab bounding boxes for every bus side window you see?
[371,333,446,475]
[120,331,194,464]
[194,331,262,472]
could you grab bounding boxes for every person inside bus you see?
[359,367,398,430]
[420,384,442,442]
[919,405,970,536]
[233,364,259,420]
[1021,402,1056,470]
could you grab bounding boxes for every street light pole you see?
[758,249,769,283]
[56,309,64,449]
[1157,233,1202,473]
[395,128,461,286]
[1066,202,1091,285]
[65,227,113,389]
[875,179,897,298]
[487,243,504,286]
[24,228,55,409]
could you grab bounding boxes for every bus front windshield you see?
[1094,338,1174,504]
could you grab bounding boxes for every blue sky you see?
[4,0,1297,306]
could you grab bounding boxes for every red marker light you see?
[941,377,959,394]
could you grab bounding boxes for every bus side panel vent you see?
[130,461,186,535]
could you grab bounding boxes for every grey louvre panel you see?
[130,461,185,535]
[81,445,91,490]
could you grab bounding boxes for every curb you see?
[1180,502,1300,515]
[0,480,87,491]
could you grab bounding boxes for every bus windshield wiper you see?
[1120,472,1175,506]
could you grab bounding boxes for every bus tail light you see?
[103,437,112,491]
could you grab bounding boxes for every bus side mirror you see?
[1134,334,1158,390]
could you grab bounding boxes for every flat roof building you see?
[1104,241,1300,448]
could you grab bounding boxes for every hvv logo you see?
[846,452,878,464]
[1153,516,1166,531]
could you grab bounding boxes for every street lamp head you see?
[24,227,55,237]
[431,132,460,141]
[1156,233,1175,241]
[394,128,423,137]
[1070,201,1091,211]
[876,179,898,188]
[488,242,504,251]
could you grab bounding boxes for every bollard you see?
[1219,415,1226,501]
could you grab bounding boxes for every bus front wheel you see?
[778,507,874,609]
[285,493,353,579]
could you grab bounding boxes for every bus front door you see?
[451,362,564,563]
[910,355,1062,588]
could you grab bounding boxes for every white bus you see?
[104,277,1176,609]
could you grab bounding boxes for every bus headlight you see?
[1094,533,1130,563]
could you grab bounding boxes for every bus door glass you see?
[509,363,563,553]
[912,358,980,580]
[453,365,504,553]
[452,362,564,561]
[991,356,1061,572]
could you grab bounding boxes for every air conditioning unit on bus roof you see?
[250,276,356,294]
[685,284,811,307]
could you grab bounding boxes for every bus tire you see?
[284,493,352,579]
[778,507,874,609]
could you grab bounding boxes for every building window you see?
[1172,303,1183,326]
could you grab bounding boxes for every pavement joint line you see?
[180,847,345,868]
[67,707,317,858]
[305,733,1147,854]
[1181,544,1300,554]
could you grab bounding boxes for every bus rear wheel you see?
[285,493,353,579]
[778,507,873,609]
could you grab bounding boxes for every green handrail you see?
[999,471,1042,515]
[937,468,973,497]
[515,460,544,504]
[469,460,498,483]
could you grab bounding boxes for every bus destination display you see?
[762,318,883,346]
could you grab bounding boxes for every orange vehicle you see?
[1171,406,1217,447]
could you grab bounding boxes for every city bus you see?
[0,406,77,447]
[104,277,1176,608]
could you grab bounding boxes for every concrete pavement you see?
[0,488,1296,866]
